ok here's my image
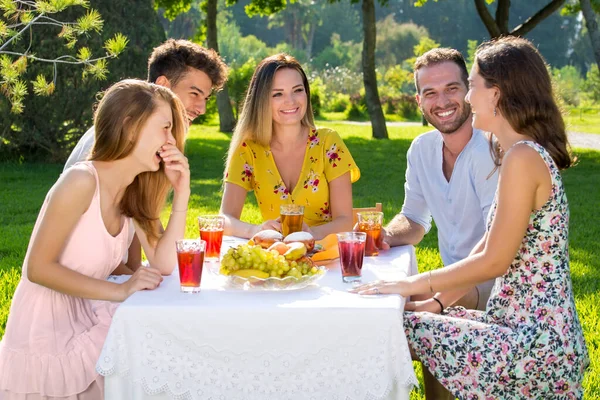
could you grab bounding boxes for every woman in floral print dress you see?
[352,37,589,399]
[220,54,360,239]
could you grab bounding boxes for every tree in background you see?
[564,0,600,73]
[407,0,578,68]
[267,0,326,60]
[156,0,289,133]
[375,18,429,68]
[1,0,165,161]
[327,0,391,139]
[423,0,568,38]
[0,0,127,114]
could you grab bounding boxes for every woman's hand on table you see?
[119,266,163,300]
[349,279,411,297]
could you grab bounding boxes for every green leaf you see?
[77,46,91,61]
[32,74,55,96]
[76,9,103,34]
[104,33,128,57]
[83,58,107,80]
[0,19,8,38]
[0,0,18,19]
[19,11,34,24]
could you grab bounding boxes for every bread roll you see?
[251,230,284,249]
[283,231,315,252]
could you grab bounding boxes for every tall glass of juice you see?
[198,215,225,261]
[336,232,366,283]
[176,239,205,293]
[280,204,304,236]
[357,211,384,256]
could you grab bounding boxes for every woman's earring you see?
[493,107,497,117]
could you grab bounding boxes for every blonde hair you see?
[90,79,187,244]
[225,54,315,171]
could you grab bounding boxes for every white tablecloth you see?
[97,237,419,400]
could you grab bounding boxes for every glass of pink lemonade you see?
[336,232,366,283]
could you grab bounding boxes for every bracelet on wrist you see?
[432,297,445,314]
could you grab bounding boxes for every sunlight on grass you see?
[1,123,598,398]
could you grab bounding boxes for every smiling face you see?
[416,62,471,134]
[168,67,213,125]
[131,100,175,172]
[270,68,308,128]
[465,64,498,132]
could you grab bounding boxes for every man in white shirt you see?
[64,39,228,273]
[382,47,499,400]
[384,48,498,311]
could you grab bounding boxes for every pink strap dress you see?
[0,162,130,399]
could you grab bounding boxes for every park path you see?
[337,121,600,151]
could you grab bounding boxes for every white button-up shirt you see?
[401,129,498,266]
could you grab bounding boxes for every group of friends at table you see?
[0,36,590,400]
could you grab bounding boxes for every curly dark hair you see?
[147,39,228,90]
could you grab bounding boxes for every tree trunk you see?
[206,0,235,133]
[580,0,600,72]
[361,0,388,139]
[473,0,566,38]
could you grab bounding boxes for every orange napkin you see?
[310,234,339,262]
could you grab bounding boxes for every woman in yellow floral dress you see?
[220,54,360,239]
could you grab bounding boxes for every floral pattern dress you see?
[224,128,360,226]
[404,141,589,399]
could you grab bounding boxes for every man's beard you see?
[423,102,472,134]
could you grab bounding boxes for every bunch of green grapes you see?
[220,244,321,278]
[220,244,289,277]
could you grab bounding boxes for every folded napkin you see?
[310,234,339,262]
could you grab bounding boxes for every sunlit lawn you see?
[565,107,600,135]
[0,122,598,398]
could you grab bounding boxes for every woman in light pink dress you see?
[0,80,191,399]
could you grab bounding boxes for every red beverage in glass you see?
[200,228,224,259]
[198,215,225,261]
[337,232,366,283]
[176,239,205,293]
[177,251,204,291]
[357,211,384,257]
[358,223,382,257]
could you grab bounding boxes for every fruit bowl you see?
[223,266,327,291]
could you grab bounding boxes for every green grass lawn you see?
[566,108,600,135]
[1,122,598,398]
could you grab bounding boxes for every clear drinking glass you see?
[357,211,384,256]
[337,232,367,283]
[176,239,205,293]
[198,215,225,261]
[280,204,304,236]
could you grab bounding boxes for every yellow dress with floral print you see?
[224,128,360,226]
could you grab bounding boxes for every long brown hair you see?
[90,79,187,244]
[475,36,573,169]
[225,53,315,172]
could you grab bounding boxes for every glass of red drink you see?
[357,211,384,256]
[336,232,366,283]
[176,239,205,293]
[198,215,225,261]
[280,204,304,236]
